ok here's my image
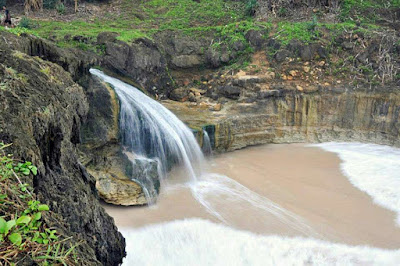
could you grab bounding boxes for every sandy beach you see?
[104,144,400,249]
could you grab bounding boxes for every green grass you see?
[137,0,245,30]
[340,0,400,22]
[3,0,392,61]
[0,142,79,264]
[275,20,319,45]
[7,0,244,51]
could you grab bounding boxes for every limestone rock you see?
[94,173,147,206]
[102,38,172,96]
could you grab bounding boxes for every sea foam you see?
[121,219,400,266]
[313,142,400,226]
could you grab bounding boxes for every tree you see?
[24,0,43,14]
[75,0,78,12]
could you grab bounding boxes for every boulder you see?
[206,47,222,68]
[219,85,241,99]
[171,54,204,68]
[299,45,314,61]
[95,174,146,206]
[275,49,291,62]
[245,30,266,49]
[80,77,120,146]
[170,88,190,101]
[97,31,120,44]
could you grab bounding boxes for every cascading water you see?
[90,69,205,203]
[202,130,213,156]
[90,69,317,236]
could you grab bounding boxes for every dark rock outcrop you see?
[101,37,173,96]
[0,33,125,265]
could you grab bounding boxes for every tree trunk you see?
[75,0,78,13]
[24,0,43,15]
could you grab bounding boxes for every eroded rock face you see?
[80,76,120,146]
[80,142,152,206]
[101,37,173,96]
[164,87,400,153]
[212,89,400,151]
[0,40,125,265]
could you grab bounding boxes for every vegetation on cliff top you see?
[2,0,398,85]
[0,143,78,265]
[6,0,395,51]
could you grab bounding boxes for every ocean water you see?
[121,219,400,266]
[190,172,318,237]
[313,142,400,226]
[119,143,400,265]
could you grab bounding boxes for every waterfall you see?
[90,69,205,202]
[202,130,212,156]
[90,69,319,236]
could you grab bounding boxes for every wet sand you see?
[104,144,400,249]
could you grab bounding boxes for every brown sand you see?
[104,144,400,249]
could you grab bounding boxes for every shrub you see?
[245,0,258,17]
[56,3,65,14]
[43,0,59,9]
[19,17,34,29]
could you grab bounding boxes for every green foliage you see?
[56,3,66,15]
[278,7,288,17]
[276,20,320,45]
[245,0,258,17]
[0,142,78,264]
[141,0,245,30]
[340,0,400,22]
[19,17,35,29]
[43,0,59,9]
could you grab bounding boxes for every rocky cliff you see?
[0,31,125,265]
[208,87,400,151]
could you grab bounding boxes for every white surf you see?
[121,218,400,266]
[313,142,400,226]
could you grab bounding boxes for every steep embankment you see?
[0,31,125,265]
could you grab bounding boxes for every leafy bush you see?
[19,17,34,29]
[56,3,65,14]
[245,0,258,16]
[43,0,59,9]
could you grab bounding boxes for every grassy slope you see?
[10,0,398,49]
[2,0,397,84]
